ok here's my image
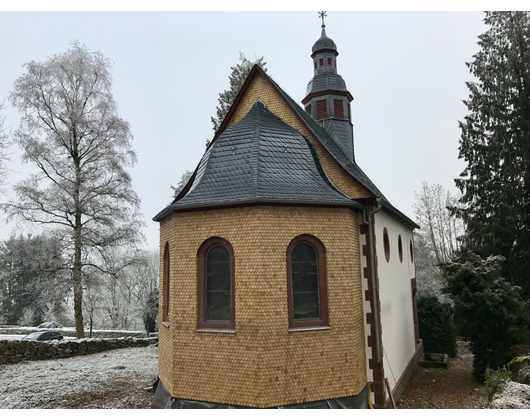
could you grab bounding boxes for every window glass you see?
[398,234,403,263]
[205,244,231,321]
[291,242,320,320]
[383,228,390,262]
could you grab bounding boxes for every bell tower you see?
[302,12,355,161]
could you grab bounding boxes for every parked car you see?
[22,331,63,341]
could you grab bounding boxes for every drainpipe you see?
[362,197,383,363]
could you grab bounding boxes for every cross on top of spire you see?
[319,11,327,28]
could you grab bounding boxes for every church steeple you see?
[302,12,355,161]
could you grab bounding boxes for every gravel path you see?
[0,345,158,409]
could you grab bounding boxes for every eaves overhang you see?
[354,196,420,230]
[302,89,354,105]
[153,197,364,222]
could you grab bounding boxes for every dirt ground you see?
[397,341,489,409]
[1,340,490,409]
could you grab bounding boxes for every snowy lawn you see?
[0,345,158,409]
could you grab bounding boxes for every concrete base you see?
[151,379,369,409]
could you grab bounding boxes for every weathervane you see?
[319,11,327,28]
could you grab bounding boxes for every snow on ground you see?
[491,380,530,409]
[0,345,158,409]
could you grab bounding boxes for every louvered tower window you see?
[305,104,311,115]
[316,100,327,120]
[334,99,344,119]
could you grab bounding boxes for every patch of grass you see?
[483,366,511,400]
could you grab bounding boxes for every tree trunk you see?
[73,228,84,338]
[73,157,84,338]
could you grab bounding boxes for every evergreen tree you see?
[442,253,530,382]
[170,169,193,199]
[455,12,530,296]
[209,53,267,142]
[416,295,457,357]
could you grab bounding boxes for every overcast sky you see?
[0,8,489,250]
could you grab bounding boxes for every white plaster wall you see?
[373,210,417,391]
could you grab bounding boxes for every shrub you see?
[484,366,511,400]
[417,295,458,357]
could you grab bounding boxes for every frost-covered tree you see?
[83,248,158,331]
[207,52,267,148]
[0,234,68,325]
[5,41,144,337]
[455,12,530,297]
[0,101,11,194]
[170,169,193,199]
[413,182,464,298]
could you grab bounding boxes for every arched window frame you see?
[163,242,170,325]
[197,237,235,331]
[286,234,329,329]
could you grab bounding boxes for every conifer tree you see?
[208,53,267,147]
[456,12,530,296]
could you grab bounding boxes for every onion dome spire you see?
[302,12,355,161]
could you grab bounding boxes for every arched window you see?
[197,237,235,330]
[398,234,403,263]
[383,227,390,263]
[286,235,328,328]
[163,243,170,324]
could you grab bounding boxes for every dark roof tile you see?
[158,100,353,216]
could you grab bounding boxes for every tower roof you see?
[311,26,338,56]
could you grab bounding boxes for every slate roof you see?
[312,27,338,54]
[153,100,359,221]
[154,66,418,229]
[261,70,419,229]
[305,73,349,97]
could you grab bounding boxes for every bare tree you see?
[0,100,11,194]
[413,182,465,297]
[414,182,464,267]
[4,41,144,338]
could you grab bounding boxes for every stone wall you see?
[0,327,152,339]
[0,336,158,365]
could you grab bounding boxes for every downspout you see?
[362,197,383,363]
